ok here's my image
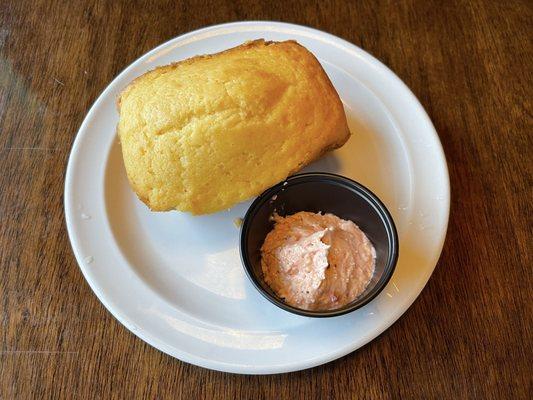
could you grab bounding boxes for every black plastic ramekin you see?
[240,172,399,318]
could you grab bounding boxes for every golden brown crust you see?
[117,40,280,111]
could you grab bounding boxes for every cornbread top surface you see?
[118,39,350,214]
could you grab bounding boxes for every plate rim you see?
[64,20,450,374]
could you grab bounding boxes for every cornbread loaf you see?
[117,39,350,214]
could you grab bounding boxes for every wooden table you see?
[1,0,531,398]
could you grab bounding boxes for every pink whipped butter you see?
[260,211,376,311]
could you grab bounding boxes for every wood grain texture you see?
[0,0,531,398]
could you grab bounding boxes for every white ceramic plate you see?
[65,21,449,374]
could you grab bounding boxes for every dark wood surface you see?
[1,0,531,398]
